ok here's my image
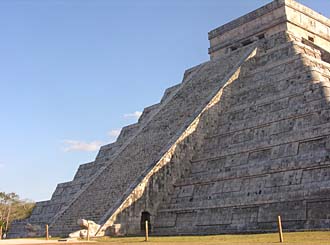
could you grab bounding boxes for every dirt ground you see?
[1,242,329,245]
[0,239,83,245]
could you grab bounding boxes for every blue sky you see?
[0,0,329,202]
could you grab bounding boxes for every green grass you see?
[92,231,330,244]
[10,231,329,244]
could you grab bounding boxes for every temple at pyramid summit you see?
[9,0,330,237]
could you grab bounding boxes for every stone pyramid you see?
[9,0,330,237]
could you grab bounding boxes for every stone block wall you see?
[150,32,330,234]
[8,0,330,238]
[47,41,254,237]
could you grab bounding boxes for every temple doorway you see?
[140,211,151,232]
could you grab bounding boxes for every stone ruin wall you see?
[110,44,258,235]
[208,0,330,60]
[8,0,330,238]
[9,44,248,237]
[111,29,330,235]
[107,0,330,235]
[47,41,255,237]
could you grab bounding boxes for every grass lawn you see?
[4,231,329,245]
[91,231,330,245]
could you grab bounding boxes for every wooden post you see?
[145,220,148,242]
[0,225,2,240]
[87,222,90,241]
[46,224,49,240]
[277,215,284,243]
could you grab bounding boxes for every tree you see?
[0,192,35,238]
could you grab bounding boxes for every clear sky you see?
[0,0,329,202]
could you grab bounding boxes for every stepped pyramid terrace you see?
[9,0,330,238]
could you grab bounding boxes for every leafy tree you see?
[0,192,35,238]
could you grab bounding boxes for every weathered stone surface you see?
[69,219,101,238]
[8,0,330,238]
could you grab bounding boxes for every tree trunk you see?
[5,205,11,233]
